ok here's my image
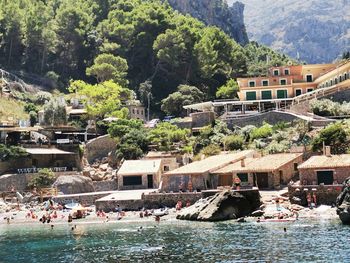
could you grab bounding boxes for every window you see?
[334,78,338,84]
[344,73,348,80]
[132,109,135,114]
[295,89,302,96]
[164,166,170,172]
[294,163,298,171]
[123,176,142,186]
[306,74,313,82]
[141,110,144,115]
[136,109,139,114]
[280,79,287,85]
[246,91,256,101]
[273,69,279,76]
[248,81,255,87]
[277,90,288,99]
[261,90,272,100]
[330,80,333,86]
[262,80,269,86]
[307,88,313,93]
[237,173,248,182]
[284,69,290,75]
[339,76,343,82]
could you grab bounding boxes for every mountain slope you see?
[167,0,249,45]
[229,0,350,63]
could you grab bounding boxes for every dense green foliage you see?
[28,168,55,189]
[250,123,273,141]
[43,98,67,126]
[312,122,349,154]
[223,135,244,150]
[161,85,204,116]
[0,144,28,161]
[311,99,350,117]
[216,79,239,99]
[0,0,293,115]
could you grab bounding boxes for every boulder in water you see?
[336,177,350,224]
[52,175,95,194]
[177,190,261,221]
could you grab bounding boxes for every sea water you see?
[0,219,349,263]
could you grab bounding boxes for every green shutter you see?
[277,90,288,99]
[261,90,272,100]
[246,91,256,101]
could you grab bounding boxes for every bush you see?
[200,144,221,157]
[24,103,38,113]
[29,111,38,126]
[250,123,273,141]
[224,135,244,150]
[312,122,348,154]
[266,140,290,154]
[0,144,28,161]
[28,168,55,189]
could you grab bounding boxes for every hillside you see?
[229,0,350,63]
[167,0,249,45]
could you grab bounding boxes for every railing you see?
[17,167,68,174]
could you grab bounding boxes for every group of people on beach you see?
[306,192,317,208]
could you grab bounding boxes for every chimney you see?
[324,146,331,157]
[241,158,245,167]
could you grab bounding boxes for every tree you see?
[69,80,131,119]
[161,84,204,116]
[28,168,55,189]
[148,122,190,152]
[224,135,244,151]
[43,98,67,126]
[108,119,144,139]
[86,53,128,86]
[216,79,239,99]
[312,122,348,154]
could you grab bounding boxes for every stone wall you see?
[85,135,117,163]
[227,111,301,128]
[52,192,110,206]
[299,167,350,185]
[0,158,32,175]
[162,173,210,192]
[191,111,215,128]
[92,180,117,192]
[288,185,342,206]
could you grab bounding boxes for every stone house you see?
[126,100,146,122]
[162,150,256,192]
[298,154,350,185]
[213,153,303,189]
[117,159,163,190]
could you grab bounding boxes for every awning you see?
[183,101,213,111]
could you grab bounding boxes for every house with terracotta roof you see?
[212,153,303,189]
[117,159,163,190]
[298,154,350,185]
[162,150,257,192]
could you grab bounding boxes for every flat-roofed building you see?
[117,159,163,190]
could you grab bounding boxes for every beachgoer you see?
[312,193,317,207]
[139,211,144,218]
[306,193,312,208]
[188,181,193,192]
[283,227,287,233]
[6,218,10,224]
[68,214,73,223]
[155,215,160,223]
[179,181,185,192]
[186,200,191,207]
[176,200,182,211]
[233,177,241,190]
[275,198,281,211]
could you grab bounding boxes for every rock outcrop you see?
[52,175,95,194]
[82,157,115,181]
[177,190,261,221]
[336,177,350,224]
[167,0,249,45]
[236,0,350,63]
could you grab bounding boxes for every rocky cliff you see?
[167,0,249,45]
[233,0,350,63]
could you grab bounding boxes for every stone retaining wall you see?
[52,193,110,206]
[288,185,342,206]
[92,180,117,192]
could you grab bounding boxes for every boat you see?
[258,218,296,223]
[65,202,80,210]
[153,208,169,216]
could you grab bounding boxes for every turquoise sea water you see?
[0,219,349,263]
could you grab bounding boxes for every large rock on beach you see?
[177,190,261,221]
[52,175,95,194]
[336,177,350,224]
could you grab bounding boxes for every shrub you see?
[266,140,290,154]
[224,135,244,150]
[250,123,273,141]
[200,144,221,157]
[28,168,55,189]
[0,144,28,161]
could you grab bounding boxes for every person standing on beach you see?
[306,193,312,208]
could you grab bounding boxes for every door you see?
[256,173,269,189]
[317,171,333,185]
[147,174,154,188]
[218,174,232,186]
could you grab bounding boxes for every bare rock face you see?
[336,177,350,225]
[52,175,95,194]
[177,190,261,221]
